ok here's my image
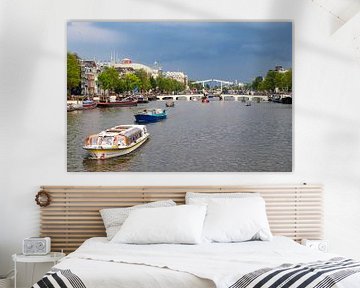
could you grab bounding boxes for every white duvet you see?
[53,237,360,288]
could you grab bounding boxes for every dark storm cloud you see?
[67,21,292,82]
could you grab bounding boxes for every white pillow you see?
[186,192,259,204]
[100,200,176,240]
[202,197,272,243]
[111,205,207,244]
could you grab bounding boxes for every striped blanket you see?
[230,258,360,288]
[32,268,86,288]
[32,258,360,288]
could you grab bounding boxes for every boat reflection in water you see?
[83,125,149,159]
[134,108,167,123]
[166,100,175,107]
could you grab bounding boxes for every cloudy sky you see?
[67,21,292,83]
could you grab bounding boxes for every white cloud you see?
[67,22,123,44]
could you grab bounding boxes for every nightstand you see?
[12,252,65,288]
[301,239,328,252]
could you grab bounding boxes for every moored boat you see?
[67,101,83,112]
[281,96,292,104]
[67,100,97,111]
[83,125,149,159]
[136,95,149,103]
[97,96,138,107]
[134,109,167,123]
[207,94,222,101]
[82,100,97,109]
[67,103,76,112]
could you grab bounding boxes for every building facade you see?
[80,60,98,96]
[163,71,188,87]
[112,58,160,79]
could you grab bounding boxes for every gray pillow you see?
[186,192,260,204]
[100,200,176,240]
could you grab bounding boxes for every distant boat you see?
[137,95,149,103]
[202,98,209,103]
[166,100,175,107]
[207,94,221,101]
[281,96,292,104]
[272,95,282,103]
[67,102,77,112]
[67,100,96,112]
[82,100,97,109]
[134,108,167,123]
[83,125,149,159]
[97,96,138,107]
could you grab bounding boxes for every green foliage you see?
[123,73,141,92]
[98,67,185,94]
[156,76,185,93]
[134,69,151,91]
[97,67,120,94]
[114,78,126,94]
[251,76,263,91]
[251,69,292,92]
[189,81,203,91]
[283,69,292,91]
[150,76,157,90]
[262,70,277,91]
[67,52,80,95]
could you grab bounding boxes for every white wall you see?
[1,0,360,285]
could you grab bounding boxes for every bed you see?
[33,185,360,288]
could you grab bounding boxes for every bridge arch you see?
[192,79,233,91]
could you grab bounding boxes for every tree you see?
[150,76,157,90]
[135,69,151,92]
[250,68,292,93]
[283,69,292,92]
[123,73,141,92]
[114,78,126,94]
[189,81,202,91]
[157,76,185,93]
[275,72,285,91]
[97,67,119,94]
[67,52,80,96]
[251,76,263,91]
[262,70,277,92]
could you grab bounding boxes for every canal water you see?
[67,101,292,172]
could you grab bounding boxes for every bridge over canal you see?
[156,94,270,102]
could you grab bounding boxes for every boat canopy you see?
[121,127,142,138]
[84,125,147,148]
[136,108,165,115]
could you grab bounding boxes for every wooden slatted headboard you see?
[39,185,323,253]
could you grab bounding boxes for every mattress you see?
[34,236,360,288]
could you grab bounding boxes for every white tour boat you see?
[83,125,149,159]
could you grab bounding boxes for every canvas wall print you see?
[67,21,292,172]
